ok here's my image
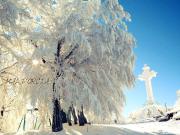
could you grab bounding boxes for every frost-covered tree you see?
[0,0,135,132]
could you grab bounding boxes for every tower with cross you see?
[138,65,157,104]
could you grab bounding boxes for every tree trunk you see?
[52,37,65,132]
[52,98,63,132]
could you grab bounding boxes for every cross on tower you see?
[138,64,157,104]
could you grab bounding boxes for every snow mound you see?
[128,103,166,123]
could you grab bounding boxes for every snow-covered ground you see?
[100,120,180,135]
[1,121,180,135]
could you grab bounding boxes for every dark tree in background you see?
[60,109,67,123]
[71,103,78,124]
[81,105,87,124]
[67,106,72,126]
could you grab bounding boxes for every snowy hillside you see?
[1,121,180,135]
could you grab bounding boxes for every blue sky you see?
[119,0,180,117]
